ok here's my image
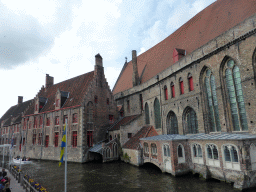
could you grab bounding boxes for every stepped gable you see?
[0,99,33,126]
[123,125,158,150]
[112,0,256,94]
[108,115,139,131]
[25,71,94,114]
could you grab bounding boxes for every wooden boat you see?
[12,158,32,164]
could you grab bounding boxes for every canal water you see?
[8,160,254,192]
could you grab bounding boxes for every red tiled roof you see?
[113,0,256,94]
[122,125,158,150]
[25,71,94,115]
[108,115,139,131]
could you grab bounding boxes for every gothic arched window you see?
[154,98,161,129]
[184,107,198,134]
[166,111,178,134]
[204,69,221,132]
[224,59,248,131]
[145,102,150,124]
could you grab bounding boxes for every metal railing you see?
[10,165,39,192]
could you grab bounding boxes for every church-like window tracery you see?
[224,59,248,131]
[204,69,221,132]
[166,111,178,134]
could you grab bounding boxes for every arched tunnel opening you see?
[140,162,162,173]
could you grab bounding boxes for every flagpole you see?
[65,119,68,192]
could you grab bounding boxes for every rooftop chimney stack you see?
[45,74,54,90]
[132,50,139,87]
[95,53,103,67]
[18,96,23,104]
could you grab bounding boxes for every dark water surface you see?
[11,160,255,192]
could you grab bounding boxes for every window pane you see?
[224,146,231,161]
[145,103,150,124]
[226,68,240,131]
[178,145,183,158]
[213,146,218,160]
[233,66,248,131]
[154,99,161,128]
[198,146,202,157]
[231,146,238,162]
[207,145,212,159]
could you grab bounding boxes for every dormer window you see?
[39,97,47,112]
[173,48,186,63]
[60,91,69,107]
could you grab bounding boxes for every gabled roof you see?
[113,0,256,94]
[123,125,158,150]
[108,115,140,131]
[0,99,33,126]
[25,71,94,115]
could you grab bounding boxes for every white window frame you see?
[151,143,157,156]
[177,144,185,164]
[222,144,240,170]
[205,144,220,167]
[191,143,203,164]
[162,144,170,157]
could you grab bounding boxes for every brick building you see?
[112,0,256,189]
[0,54,117,163]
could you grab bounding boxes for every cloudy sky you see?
[0,0,215,117]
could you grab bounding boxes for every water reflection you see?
[5,160,256,192]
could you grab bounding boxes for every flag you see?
[59,124,67,167]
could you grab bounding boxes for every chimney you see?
[94,53,104,87]
[45,74,54,89]
[18,96,23,104]
[132,50,139,87]
[95,53,103,67]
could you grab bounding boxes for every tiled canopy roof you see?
[123,125,158,150]
[113,0,256,94]
[0,99,33,126]
[108,115,140,131]
[25,71,94,115]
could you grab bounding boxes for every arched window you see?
[179,77,184,95]
[204,69,221,132]
[154,98,161,129]
[151,143,157,155]
[145,103,150,124]
[184,107,198,134]
[222,144,240,170]
[113,143,118,157]
[163,144,170,157]
[206,144,220,167]
[144,142,149,157]
[166,111,178,134]
[170,82,175,98]
[191,143,203,164]
[164,85,168,100]
[177,144,185,163]
[106,148,111,158]
[224,59,248,131]
[188,73,194,91]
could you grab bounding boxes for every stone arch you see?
[166,110,178,134]
[220,56,248,132]
[200,66,221,133]
[154,98,161,129]
[182,106,198,134]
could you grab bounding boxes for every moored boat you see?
[12,158,32,164]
